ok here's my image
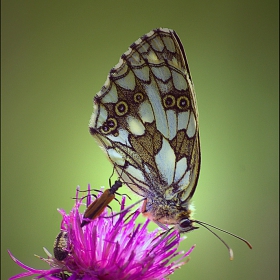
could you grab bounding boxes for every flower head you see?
[9,185,195,280]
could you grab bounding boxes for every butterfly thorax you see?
[143,194,194,227]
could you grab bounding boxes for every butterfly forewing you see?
[89,28,200,229]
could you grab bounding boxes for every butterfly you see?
[89,28,252,258]
[80,179,123,227]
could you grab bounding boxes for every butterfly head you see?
[145,197,199,233]
[177,200,199,232]
[174,204,199,233]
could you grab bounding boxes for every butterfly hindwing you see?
[89,28,200,228]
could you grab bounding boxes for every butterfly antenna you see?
[194,220,252,260]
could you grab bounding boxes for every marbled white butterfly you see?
[89,28,252,258]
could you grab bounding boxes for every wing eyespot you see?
[100,118,118,135]
[163,94,176,108]
[133,92,144,103]
[115,101,128,116]
[177,96,190,110]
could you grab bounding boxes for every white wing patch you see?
[151,66,171,82]
[114,69,136,90]
[171,70,188,91]
[95,105,108,128]
[155,138,176,186]
[178,111,190,131]
[138,101,154,123]
[174,157,188,184]
[166,110,177,140]
[101,83,118,104]
[144,81,169,138]
[127,116,145,136]
[187,112,196,138]
[107,129,130,145]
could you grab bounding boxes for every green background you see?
[2,1,278,279]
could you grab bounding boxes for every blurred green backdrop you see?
[2,1,278,279]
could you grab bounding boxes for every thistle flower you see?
[8,185,195,280]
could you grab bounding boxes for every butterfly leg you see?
[141,198,148,213]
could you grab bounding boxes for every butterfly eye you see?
[178,218,198,232]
